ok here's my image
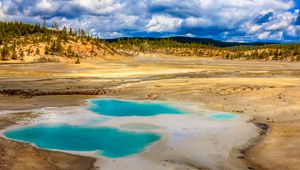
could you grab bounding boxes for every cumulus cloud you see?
[0,0,299,41]
[147,15,183,32]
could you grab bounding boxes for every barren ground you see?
[0,56,300,169]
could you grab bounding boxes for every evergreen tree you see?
[36,48,40,55]
[61,26,68,41]
[43,18,47,30]
[273,49,279,60]
[69,28,73,35]
[75,57,80,64]
[11,41,18,59]
[45,45,49,54]
[20,50,25,61]
[1,43,10,60]
[49,38,64,54]
[11,48,17,60]
[66,45,75,57]
[225,53,230,59]
[52,21,58,30]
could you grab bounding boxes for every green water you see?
[88,98,183,116]
[4,124,160,158]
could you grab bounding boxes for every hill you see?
[0,21,124,63]
[107,37,300,61]
[105,36,272,47]
[0,21,299,62]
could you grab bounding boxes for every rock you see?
[255,123,269,131]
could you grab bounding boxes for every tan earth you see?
[0,56,300,169]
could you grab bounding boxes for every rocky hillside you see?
[0,21,125,63]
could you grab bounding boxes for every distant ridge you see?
[104,36,274,47]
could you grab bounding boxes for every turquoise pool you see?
[208,113,240,120]
[88,98,183,116]
[4,99,187,158]
[4,124,160,158]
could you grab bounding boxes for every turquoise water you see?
[4,124,160,158]
[4,99,185,158]
[88,98,183,116]
[208,113,239,120]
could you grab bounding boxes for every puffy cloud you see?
[147,15,183,32]
[36,0,52,11]
[0,0,299,41]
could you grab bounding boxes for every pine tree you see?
[273,49,279,60]
[43,18,47,30]
[75,57,80,64]
[225,53,230,59]
[56,38,63,52]
[49,38,63,54]
[69,28,73,35]
[11,42,18,60]
[45,45,49,54]
[1,43,10,60]
[253,50,259,59]
[11,48,17,60]
[67,45,72,53]
[61,26,68,41]
[36,48,40,55]
[20,50,25,61]
[66,45,74,57]
[52,21,58,30]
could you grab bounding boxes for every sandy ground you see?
[0,56,300,169]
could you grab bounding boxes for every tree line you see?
[109,38,300,61]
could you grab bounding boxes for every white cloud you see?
[147,15,183,32]
[185,17,213,27]
[185,33,195,37]
[0,0,298,40]
[258,31,271,39]
[36,0,52,11]
[74,0,125,15]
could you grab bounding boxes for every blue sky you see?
[0,0,299,42]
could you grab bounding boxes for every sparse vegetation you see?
[0,21,299,62]
[108,38,300,61]
[0,21,122,62]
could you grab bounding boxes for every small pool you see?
[88,98,183,116]
[208,113,240,120]
[4,124,160,158]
